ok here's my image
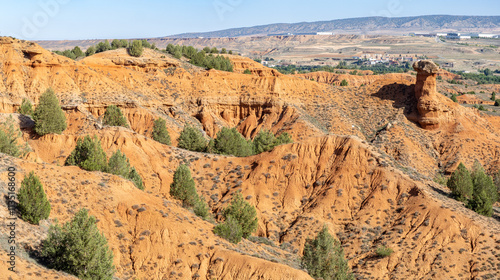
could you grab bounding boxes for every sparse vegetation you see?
[177,124,207,152]
[41,208,115,280]
[151,118,171,145]
[18,172,51,225]
[302,225,354,280]
[243,69,252,74]
[340,79,349,86]
[33,88,67,136]
[66,138,144,189]
[375,245,394,257]
[103,105,128,127]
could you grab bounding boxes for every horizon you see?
[1,0,499,40]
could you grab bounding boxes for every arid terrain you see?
[1,36,500,280]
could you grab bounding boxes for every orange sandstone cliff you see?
[0,37,500,280]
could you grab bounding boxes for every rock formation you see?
[413,60,449,129]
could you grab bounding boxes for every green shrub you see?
[375,245,394,257]
[451,94,458,103]
[85,46,96,56]
[18,172,51,225]
[107,150,130,178]
[222,193,258,238]
[103,105,128,127]
[0,116,30,157]
[447,163,473,202]
[253,130,276,154]
[194,197,209,219]
[433,173,448,186]
[340,79,349,86]
[213,216,243,244]
[243,69,252,74]
[177,124,207,152]
[128,167,144,190]
[107,150,144,190]
[274,132,293,146]
[491,92,496,101]
[170,164,199,207]
[18,98,34,116]
[213,127,253,157]
[128,40,144,57]
[41,208,115,280]
[468,162,496,216]
[302,225,354,280]
[33,88,67,136]
[152,118,171,145]
[495,99,500,106]
[65,135,108,172]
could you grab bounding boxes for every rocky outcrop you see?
[413,60,449,129]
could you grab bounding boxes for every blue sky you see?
[1,0,499,40]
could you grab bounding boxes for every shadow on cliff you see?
[371,83,420,123]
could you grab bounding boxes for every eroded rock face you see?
[413,60,446,129]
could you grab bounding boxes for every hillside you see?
[1,37,500,280]
[168,15,500,38]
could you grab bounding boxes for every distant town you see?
[265,32,500,39]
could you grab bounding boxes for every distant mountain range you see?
[168,15,500,38]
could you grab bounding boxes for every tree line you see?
[446,161,499,216]
[165,44,234,72]
[53,39,157,59]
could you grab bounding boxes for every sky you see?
[0,0,499,40]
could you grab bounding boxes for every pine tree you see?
[18,172,51,225]
[274,132,293,146]
[103,105,128,127]
[85,46,96,56]
[222,193,258,238]
[65,135,108,172]
[152,118,171,145]
[177,124,207,152]
[170,164,199,207]
[0,116,30,157]
[72,46,84,58]
[33,88,67,136]
[18,98,34,116]
[447,163,473,202]
[213,216,243,244]
[128,40,144,57]
[302,226,354,280]
[194,197,209,219]
[213,127,253,157]
[128,167,144,190]
[253,130,276,154]
[468,162,496,216]
[340,79,349,86]
[107,150,130,178]
[41,208,115,280]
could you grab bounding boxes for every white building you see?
[446,33,470,40]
